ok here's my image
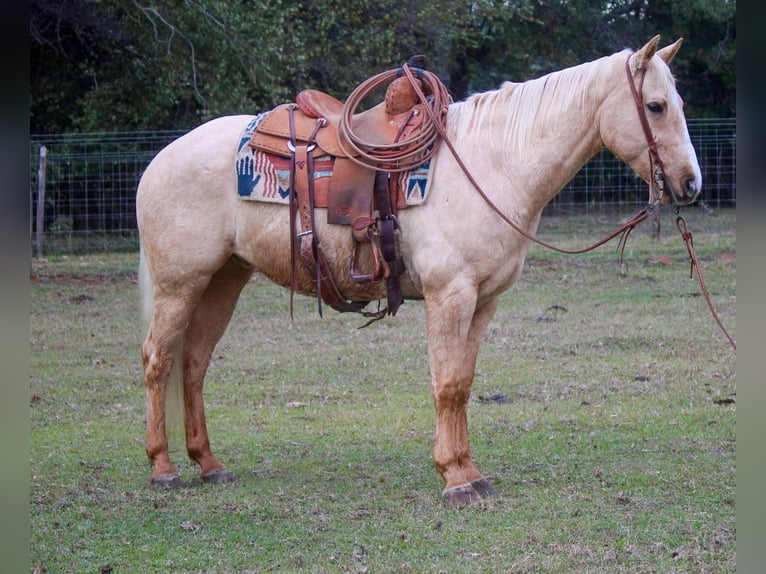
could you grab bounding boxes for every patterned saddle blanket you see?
[235,114,433,211]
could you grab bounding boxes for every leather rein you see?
[398,58,736,350]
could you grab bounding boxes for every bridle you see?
[625,55,668,208]
[622,55,735,349]
[399,58,736,350]
[625,55,667,206]
[399,62,657,256]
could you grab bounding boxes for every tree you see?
[30,0,735,133]
[643,0,736,116]
[441,0,735,117]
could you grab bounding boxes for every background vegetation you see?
[30,0,735,134]
[29,209,735,572]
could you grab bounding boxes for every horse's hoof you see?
[443,479,496,505]
[443,483,481,505]
[202,468,236,484]
[470,478,497,497]
[150,473,182,489]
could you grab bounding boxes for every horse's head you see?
[600,36,701,206]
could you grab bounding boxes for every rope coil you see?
[337,67,452,172]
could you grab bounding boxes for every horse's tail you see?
[138,244,153,349]
[138,245,185,447]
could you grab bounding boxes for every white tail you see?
[138,246,185,447]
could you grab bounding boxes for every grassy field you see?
[29,208,735,573]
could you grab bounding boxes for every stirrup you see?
[349,217,389,283]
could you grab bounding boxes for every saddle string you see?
[287,105,299,319]
[401,62,735,350]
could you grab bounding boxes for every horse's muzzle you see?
[682,176,701,203]
[666,175,701,206]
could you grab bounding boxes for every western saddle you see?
[247,56,450,320]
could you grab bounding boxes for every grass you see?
[29,207,735,573]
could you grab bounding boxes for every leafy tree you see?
[643,0,736,116]
[30,0,735,133]
[441,0,735,118]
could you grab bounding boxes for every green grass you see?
[29,207,735,573]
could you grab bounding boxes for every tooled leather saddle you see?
[247,56,442,320]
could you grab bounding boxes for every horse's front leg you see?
[425,290,500,504]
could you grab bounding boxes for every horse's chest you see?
[478,253,527,300]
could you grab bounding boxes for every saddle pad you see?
[397,158,432,206]
[235,115,434,206]
[235,114,331,203]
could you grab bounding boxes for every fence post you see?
[651,207,660,240]
[35,146,47,259]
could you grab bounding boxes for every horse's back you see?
[138,114,254,201]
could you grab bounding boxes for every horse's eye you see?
[646,102,664,114]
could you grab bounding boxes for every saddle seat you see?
[249,88,425,160]
[295,89,343,120]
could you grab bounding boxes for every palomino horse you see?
[137,36,701,503]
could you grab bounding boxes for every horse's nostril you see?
[683,177,699,198]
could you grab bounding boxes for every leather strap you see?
[288,105,367,317]
[293,143,314,264]
[375,171,404,316]
[287,105,300,318]
[625,56,665,205]
[676,216,736,350]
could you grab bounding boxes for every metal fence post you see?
[35,146,47,259]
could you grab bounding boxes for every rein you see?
[401,62,653,257]
[399,60,736,350]
[675,215,736,349]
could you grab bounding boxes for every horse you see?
[136,36,701,504]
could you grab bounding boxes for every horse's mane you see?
[448,49,649,154]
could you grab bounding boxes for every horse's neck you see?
[449,56,617,216]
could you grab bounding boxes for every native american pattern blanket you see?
[235,115,433,206]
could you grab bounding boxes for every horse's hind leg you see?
[182,257,254,483]
[142,290,200,486]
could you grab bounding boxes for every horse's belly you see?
[235,202,411,303]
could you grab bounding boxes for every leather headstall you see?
[625,55,666,207]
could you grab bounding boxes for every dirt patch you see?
[716,251,735,263]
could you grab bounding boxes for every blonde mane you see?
[448,50,638,155]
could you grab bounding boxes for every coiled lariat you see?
[337,64,452,172]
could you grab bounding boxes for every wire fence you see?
[29,118,735,255]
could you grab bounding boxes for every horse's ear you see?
[657,38,684,65]
[631,35,661,73]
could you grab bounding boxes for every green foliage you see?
[30,0,735,133]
